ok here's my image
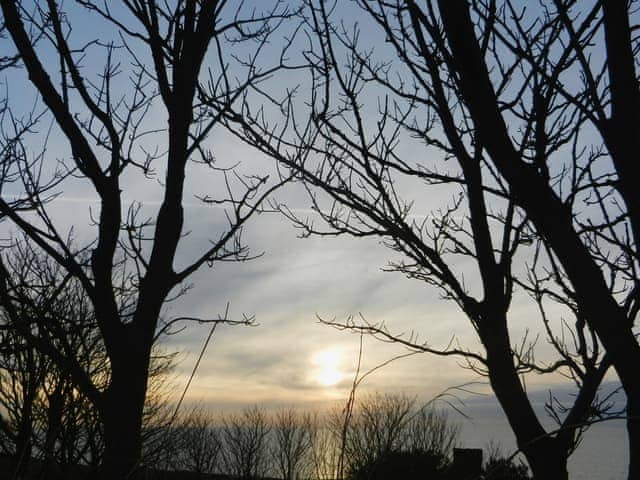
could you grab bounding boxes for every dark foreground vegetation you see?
[0,391,529,480]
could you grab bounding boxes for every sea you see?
[458,403,627,480]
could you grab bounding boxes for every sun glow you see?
[312,348,344,387]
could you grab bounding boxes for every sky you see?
[0,1,630,477]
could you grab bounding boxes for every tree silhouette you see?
[0,242,180,478]
[340,393,459,480]
[169,405,222,479]
[226,1,635,479]
[0,242,108,478]
[349,450,452,480]
[271,408,314,480]
[0,1,296,478]
[221,406,271,480]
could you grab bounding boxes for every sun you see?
[311,348,344,387]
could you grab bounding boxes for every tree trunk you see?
[100,416,142,479]
[98,336,150,480]
[601,7,640,479]
[100,383,146,480]
[487,367,569,480]
[480,315,569,480]
[526,453,568,480]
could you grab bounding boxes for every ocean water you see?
[569,421,627,480]
[457,404,627,479]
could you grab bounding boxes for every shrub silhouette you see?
[483,457,531,480]
[347,447,531,480]
[348,449,451,480]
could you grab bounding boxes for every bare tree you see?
[428,5,640,476]
[221,1,634,478]
[405,405,460,460]
[271,408,313,480]
[338,393,459,480]
[341,392,414,477]
[0,1,297,478]
[0,242,108,478]
[0,328,46,478]
[308,411,340,480]
[168,405,222,478]
[0,242,181,478]
[221,405,271,480]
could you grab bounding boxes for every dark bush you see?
[349,449,451,480]
[483,457,531,480]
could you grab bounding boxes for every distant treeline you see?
[1,387,529,480]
